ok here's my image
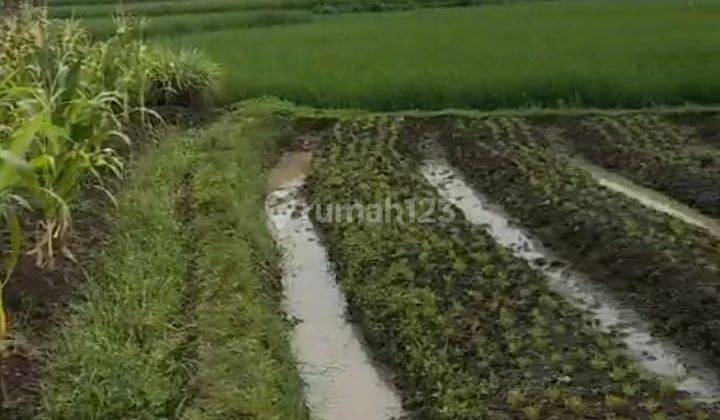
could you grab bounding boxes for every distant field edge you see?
[157,1,720,112]
[239,97,720,120]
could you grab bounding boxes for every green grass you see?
[182,103,307,419]
[41,104,307,419]
[159,0,720,110]
[48,0,325,19]
[47,0,483,18]
[48,0,192,5]
[83,9,312,38]
[42,137,196,419]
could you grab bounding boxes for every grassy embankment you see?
[84,10,314,38]
[42,104,307,419]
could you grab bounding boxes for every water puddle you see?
[422,158,720,401]
[268,151,313,190]
[266,152,405,420]
[570,158,720,239]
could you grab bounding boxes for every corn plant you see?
[0,9,220,340]
[0,94,41,339]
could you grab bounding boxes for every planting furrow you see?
[266,154,405,420]
[675,114,720,149]
[424,116,720,378]
[307,117,713,418]
[563,115,720,217]
[569,158,720,239]
[421,157,720,400]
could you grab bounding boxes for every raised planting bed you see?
[182,108,308,419]
[673,113,720,148]
[414,115,720,378]
[41,106,307,419]
[306,116,712,419]
[558,115,720,217]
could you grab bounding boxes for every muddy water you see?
[570,158,720,239]
[266,152,405,420]
[422,158,720,401]
[268,151,313,190]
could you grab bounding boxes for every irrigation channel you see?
[568,158,720,239]
[264,145,720,415]
[420,157,720,402]
[266,152,405,420]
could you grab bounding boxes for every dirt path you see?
[266,152,405,420]
[422,157,720,402]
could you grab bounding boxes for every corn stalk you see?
[0,10,220,341]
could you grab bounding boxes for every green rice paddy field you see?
[51,0,720,110]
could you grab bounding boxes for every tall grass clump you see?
[0,10,219,341]
[147,46,221,107]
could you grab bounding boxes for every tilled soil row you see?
[307,116,713,419]
[404,116,720,378]
[559,115,720,217]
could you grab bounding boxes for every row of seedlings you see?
[306,116,712,419]
[413,116,720,375]
[563,115,720,217]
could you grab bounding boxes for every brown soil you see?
[577,133,718,216]
[669,113,720,147]
[533,116,720,218]
[403,117,720,374]
[291,117,336,149]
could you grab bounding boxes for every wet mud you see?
[422,158,720,401]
